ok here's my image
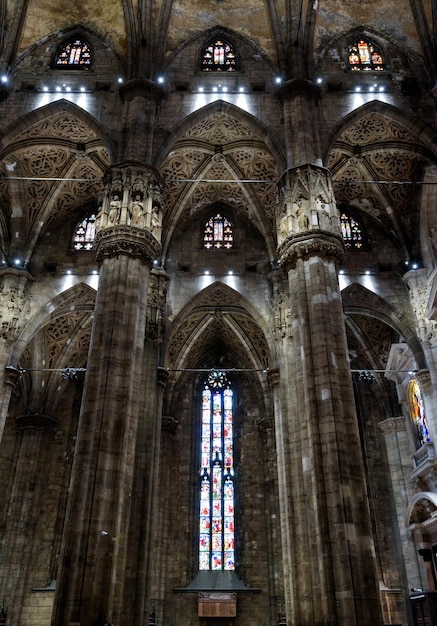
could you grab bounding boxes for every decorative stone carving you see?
[16,413,59,434]
[0,268,33,340]
[96,164,164,243]
[94,225,161,264]
[276,164,341,251]
[379,416,406,435]
[404,268,437,343]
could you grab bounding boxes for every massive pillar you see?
[274,79,382,624]
[52,77,165,626]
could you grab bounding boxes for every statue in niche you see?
[297,205,309,230]
[108,194,121,224]
[130,194,145,227]
[151,206,160,236]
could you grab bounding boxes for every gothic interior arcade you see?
[2,1,437,626]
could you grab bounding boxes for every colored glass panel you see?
[340,213,363,249]
[203,214,234,249]
[73,214,96,250]
[409,379,430,447]
[202,39,238,72]
[198,372,235,571]
[55,39,92,68]
[348,39,384,71]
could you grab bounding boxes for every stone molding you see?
[95,225,161,264]
[379,416,406,435]
[119,78,164,103]
[278,232,344,269]
[16,413,59,433]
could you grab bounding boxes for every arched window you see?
[201,39,238,72]
[348,39,384,71]
[72,214,96,250]
[408,379,430,448]
[199,371,235,571]
[340,213,364,249]
[54,38,92,68]
[203,213,234,249]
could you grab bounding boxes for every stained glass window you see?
[72,214,96,250]
[348,39,384,71]
[204,214,234,249]
[340,213,364,249]
[409,379,430,448]
[199,371,235,571]
[54,38,92,68]
[201,39,238,72]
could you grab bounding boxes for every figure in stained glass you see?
[201,39,238,72]
[348,39,385,71]
[54,38,92,68]
[198,372,235,571]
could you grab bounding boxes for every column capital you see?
[279,232,344,270]
[119,78,164,103]
[16,413,59,434]
[277,78,320,102]
[276,164,343,265]
[95,225,161,265]
[379,416,406,435]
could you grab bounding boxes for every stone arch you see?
[406,492,437,527]
[342,281,426,371]
[161,24,277,78]
[157,100,283,260]
[6,282,95,416]
[161,281,276,399]
[327,100,437,261]
[9,24,126,74]
[8,281,96,367]
[0,100,113,265]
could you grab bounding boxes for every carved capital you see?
[162,415,179,433]
[267,368,280,388]
[276,164,341,247]
[278,232,344,270]
[94,225,161,264]
[119,78,164,103]
[277,78,320,102]
[416,369,432,392]
[379,416,406,435]
[16,413,59,434]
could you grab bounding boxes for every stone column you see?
[0,413,58,625]
[379,417,422,616]
[275,161,382,624]
[51,164,163,626]
[0,267,33,441]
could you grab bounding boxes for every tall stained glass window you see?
[340,213,364,249]
[204,213,234,249]
[199,371,235,571]
[72,214,96,250]
[201,39,238,72]
[348,39,384,71]
[409,379,430,448]
[54,38,92,68]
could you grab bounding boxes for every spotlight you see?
[117,77,124,84]
[275,77,282,84]
[157,76,165,84]
[1,75,8,84]
[316,77,322,84]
